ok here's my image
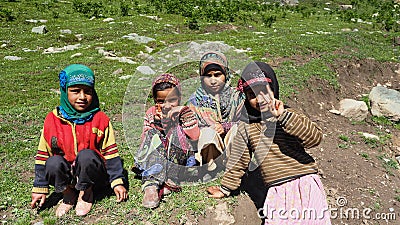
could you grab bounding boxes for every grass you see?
[1,0,399,224]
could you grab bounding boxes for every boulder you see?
[369,86,400,122]
[339,98,369,121]
[32,25,48,34]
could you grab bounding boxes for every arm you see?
[178,106,200,141]
[209,124,251,198]
[141,106,161,140]
[101,122,128,202]
[277,109,323,148]
[31,127,50,208]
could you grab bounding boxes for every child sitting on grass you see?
[208,62,331,225]
[30,64,128,217]
[134,73,200,209]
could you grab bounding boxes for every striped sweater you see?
[221,108,322,193]
[32,108,125,194]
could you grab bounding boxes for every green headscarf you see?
[58,64,100,124]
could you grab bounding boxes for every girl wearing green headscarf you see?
[31,64,128,217]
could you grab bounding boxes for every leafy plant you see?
[360,152,370,160]
[339,134,350,142]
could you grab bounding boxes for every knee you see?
[76,149,98,161]
[75,149,102,167]
[45,155,66,171]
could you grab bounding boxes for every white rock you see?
[70,53,82,58]
[136,66,155,75]
[112,68,123,75]
[329,109,341,115]
[103,18,114,22]
[60,29,72,34]
[339,99,369,121]
[32,25,48,34]
[362,132,379,140]
[119,75,132,80]
[4,56,22,60]
[370,86,400,121]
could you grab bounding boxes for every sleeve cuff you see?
[277,109,292,126]
[32,187,49,194]
[219,186,231,197]
[111,178,124,189]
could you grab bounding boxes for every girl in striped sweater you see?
[208,62,331,224]
[135,73,200,209]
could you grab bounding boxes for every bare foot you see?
[75,186,93,216]
[56,186,77,217]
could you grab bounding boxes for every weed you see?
[338,143,349,149]
[339,134,349,142]
[360,152,370,160]
[377,154,399,175]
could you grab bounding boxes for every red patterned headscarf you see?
[151,73,181,101]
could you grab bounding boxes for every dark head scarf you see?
[190,51,239,122]
[58,64,100,124]
[238,61,279,123]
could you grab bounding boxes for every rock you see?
[103,18,114,22]
[136,66,155,75]
[113,68,124,75]
[4,56,22,60]
[42,44,80,54]
[280,0,299,6]
[329,109,341,115]
[70,53,82,58]
[32,25,48,34]
[122,33,155,44]
[340,5,353,10]
[60,29,72,34]
[105,56,135,64]
[362,132,379,140]
[119,75,132,80]
[339,98,369,121]
[369,86,400,121]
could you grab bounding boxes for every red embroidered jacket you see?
[32,108,124,194]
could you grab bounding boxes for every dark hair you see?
[152,82,180,101]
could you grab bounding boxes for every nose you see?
[256,94,264,104]
[163,101,171,111]
[78,90,86,100]
[210,76,218,84]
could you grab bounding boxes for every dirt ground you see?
[198,58,400,225]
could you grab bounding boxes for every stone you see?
[4,56,22,60]
[369,86,400,121]
[136,66,155,75]
[339,98,369,121]
[32,25,48,34]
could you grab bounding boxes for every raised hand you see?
[259,85,284,117]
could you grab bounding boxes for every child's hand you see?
[259,85,284,117]
[207,186,226,198]
[31,193,46,209]
[166,106,184,121]
[114,185,128,202]
[214,122,224,135]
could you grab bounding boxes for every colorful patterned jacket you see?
[32,108,125,194]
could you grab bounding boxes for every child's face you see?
[245,85,270,113]
[202,69,226,95]
[155,88,180,115]
[67,84,94,112]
